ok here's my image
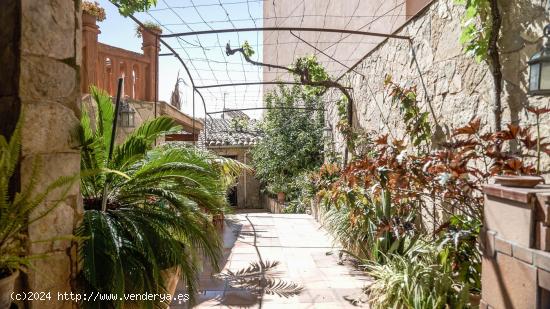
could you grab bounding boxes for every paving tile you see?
[192,212,369,308]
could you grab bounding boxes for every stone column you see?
[0,1,82,308]
[81,12,100,94]
[142,28,161,102]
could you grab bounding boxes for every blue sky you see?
[95,0,264,118]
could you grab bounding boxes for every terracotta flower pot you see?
[141,28,162,45]
[494,175,544,188]
[277,192,286,204]
[0,270,19,309]
[469,293,481,307]
[82,12,97,27]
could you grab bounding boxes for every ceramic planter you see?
[0,270,19,309]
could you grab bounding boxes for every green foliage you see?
[0,114,76,278]
[436,214,482,293]
[251,85,325,195]
[229,117,249,132]
[455,0,491,62]
[77,86,246,307]
[82,1,106,21]
[282,172,316,214]
[385,76,431,148]
[365,243,470,309]
[321,183,418,263]
[242,41,255,58]
[314,112,550,305]
[109,0,158,16]
[293,55,329,81]
[135,21,162,38]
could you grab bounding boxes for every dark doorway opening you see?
[223,155,238,207]
[227,186,237,207]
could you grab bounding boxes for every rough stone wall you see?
[206,147,262,209]
[6,1,82,308]
[326,0,550,173]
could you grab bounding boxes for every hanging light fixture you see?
[528,24,550,95]
[118,100,135,127]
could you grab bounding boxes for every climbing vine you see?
[385,75,431,149]
[109,0,158,17]
[226,41,355,163]
[456,0,491,62]
[456,0,503,131]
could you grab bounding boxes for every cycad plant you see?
[77,87,246,308]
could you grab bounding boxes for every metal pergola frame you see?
[123,10,419,158]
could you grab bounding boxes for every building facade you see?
[199,111,263,209]
[81,12,203,143]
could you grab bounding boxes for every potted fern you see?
[0,116,75,308]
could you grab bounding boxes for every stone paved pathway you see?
[177,211,371,308]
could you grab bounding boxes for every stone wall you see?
[326,0,550,173]
[0,1,82,308]
[261,195,285,214]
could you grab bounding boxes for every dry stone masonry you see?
[1,1,82,308]
[326,0,550,173]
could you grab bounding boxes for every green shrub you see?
[251,85,324,196]
[0,114,76,279]
[365,244,470,309]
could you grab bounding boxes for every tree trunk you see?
[488,0,503,131]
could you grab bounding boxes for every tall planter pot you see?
[161,266,180,298]
[277,192,286,204]
[82,12,97,26]
[123,267,180,308]
[0,271,19,308]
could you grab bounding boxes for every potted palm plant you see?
[77,87,246,307]
[0,116,75,308]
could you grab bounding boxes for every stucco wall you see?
[262,0,407,94]
[325,0,550,173]
[206,147,262,209]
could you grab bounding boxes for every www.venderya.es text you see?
[11,291,190,303]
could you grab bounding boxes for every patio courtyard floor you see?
[174,211,371,308]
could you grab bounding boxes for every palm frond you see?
[262,278,304,298]
[77,86,249,307]
[216,260,303,299]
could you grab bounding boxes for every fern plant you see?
[0,114,75,279]
[77,87,247,308]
